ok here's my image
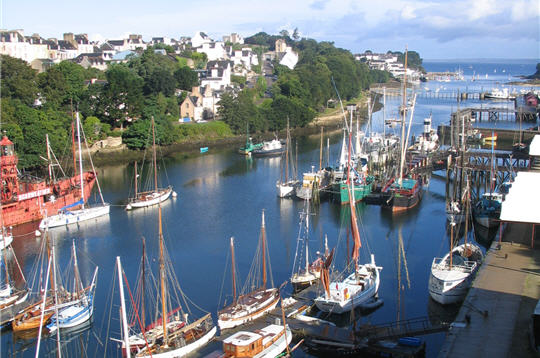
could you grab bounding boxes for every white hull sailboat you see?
[290,200,326,292]
[429,244,483,305]
[430,193,483,305]
[0,230,13,251]
[277,120,299,198]
[126,118,175,210]
[218,212,279,330]
[40,204,110,229]
[39,112,109,229]
[314,169,382,314]
[314,254,380,314]
[47,266,98,332]
[127,186,173,210]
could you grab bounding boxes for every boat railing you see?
[431,258,477,273]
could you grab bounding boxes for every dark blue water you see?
[1,59,537,357]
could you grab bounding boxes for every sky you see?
[2,0,539,60]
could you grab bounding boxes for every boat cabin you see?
[222,324,284,357]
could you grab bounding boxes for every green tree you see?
[0,55,39,106]
[174,66,199,90]
[102,64,144,127]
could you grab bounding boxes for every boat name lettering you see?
[18,188,51,201]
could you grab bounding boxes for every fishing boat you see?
[276,120,299,198]
[218,212,280,330]
[252,138,285,157]
[290,200,327,292]
[314,179,382,314]
[239,123,262,155]
[429,203,483,305]
[473,192,503,228]
[381,50,423,212]
[408,114,439,154]
[0,134,97,228]
[47,241,99,332]
[39,112,110,229]
[126,118,174,210]
[116,202,217,357]
[221,323,292,358]
[296,166,332,201]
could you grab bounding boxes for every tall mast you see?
[158,203,168,344]
[230,237,237,304]
[285,119,289,182]
[141,237,146,330]
[35,255,52,358]
[71,121,77,179]
[464,177,470,247]
[305,203,310,274]
[383,87,386,138]
[52,244,62,357]
[46,134,52,183]
[319,128,323,171]
[449,221,454,269]
[76,113,84,208]
[398,47,408,187]
[261,210,267,289]
[134,161,138,198]
[72,240,82,300]
[152,117,158,193]
[117,257,131,358]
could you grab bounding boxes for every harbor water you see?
[1,59,537,357]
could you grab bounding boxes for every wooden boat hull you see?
[135,315,217,358]
[276,180,299,198]
[218,288,279,330]
[338,181,373,205]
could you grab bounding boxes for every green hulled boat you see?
[338,175,374,205]
[238,137,263,155]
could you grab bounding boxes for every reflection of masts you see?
[397,225,411,323]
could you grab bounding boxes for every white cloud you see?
[401,5,417,20]
[467,0,502,21]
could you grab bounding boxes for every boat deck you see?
[438,223,540,358]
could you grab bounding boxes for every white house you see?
[223,33,244,44]
[230,48,259,74]
[278,47,298,70]
[197,41,226,61]
[201,60,233,90]
[0,30,49,63]
[191,31,212,48]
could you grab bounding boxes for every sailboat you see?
[218,211,280,330]
[336,108,373,205]
[116,202,217,357]
[46,240,98,332]
[126,118,174,210]
[473,132,503,228]
[39,112,110,229]
[239,122,262,155]
[0,242,29,320]
[276,120,299,197]
[382,48,423,212]
[429,192,483,305]
[290,200,327,292]
[296,129,332,201]
[314,178,382,314]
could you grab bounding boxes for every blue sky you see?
[2,0,539,59]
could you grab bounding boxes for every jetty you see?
[438,228,540,358]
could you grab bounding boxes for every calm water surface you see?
[2,60,537,357]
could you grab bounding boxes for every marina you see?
[0,60,539,357]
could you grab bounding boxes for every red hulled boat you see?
[0,136,96,227]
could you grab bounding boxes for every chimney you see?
[63,33,77,47]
